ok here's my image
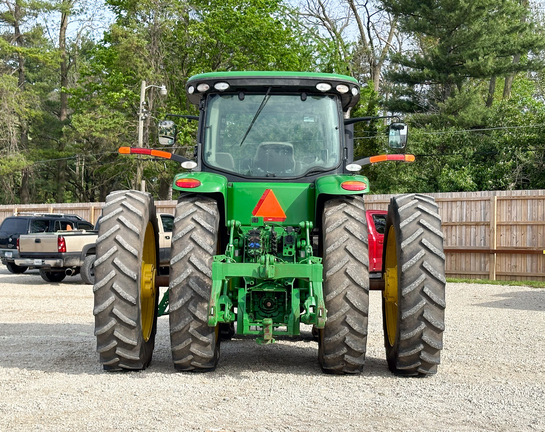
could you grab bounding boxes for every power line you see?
[354,123,545,140]
[418,124,545,135]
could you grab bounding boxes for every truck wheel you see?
[93,190,160,371]
[169,195,220,371]
[80,254,96,285]
[39,270,66,283]
[6,262,28,274]
[382,194,446,376]
[319,196,369,374]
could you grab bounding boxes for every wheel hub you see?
[140,261,157,342]
[384,225,398,347]
[141,263,156,300]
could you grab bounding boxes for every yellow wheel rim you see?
[383,225,398,347]
[141,221,157,342]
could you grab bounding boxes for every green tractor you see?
[93,71,445,375]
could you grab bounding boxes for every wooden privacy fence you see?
[1,190,544,281]
[365,190,545,282]
[0,201,177,225]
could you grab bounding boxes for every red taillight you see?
[341,181,367,191]
[58,236,66,253]
[175,178,201,188]
[16,238,19,250]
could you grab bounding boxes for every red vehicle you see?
[367,210,387,287]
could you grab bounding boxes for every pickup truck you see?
[16,213,174,283]
[16,229,98,282]
[0,213,94,274]
[366,209,387,288]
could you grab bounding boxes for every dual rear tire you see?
[319,197,369,374]
[93,190,160,371]
[93,191,220,372]
[319,194,446,376]
[382,194,446,376]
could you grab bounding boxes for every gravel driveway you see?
[1,268,544,432]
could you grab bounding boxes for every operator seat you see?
[215,152,235,172]
[253,142,295,175]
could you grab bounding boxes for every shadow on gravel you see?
[0,322,103,375]
[477,290,545,312]
[0,321,391,378]
[210,332,391,378]
[0,270,85,286]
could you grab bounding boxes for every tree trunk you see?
[20,168,30,204]
[13,1,31,203]
[486,77,496,108]
[503,1,528,100]
[502,54,521,100]
[56,2,71,203]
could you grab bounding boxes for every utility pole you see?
[136,80,167,190]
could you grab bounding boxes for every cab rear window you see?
[372,214,386,234]
[29,219,49,233]
[160,215,174,232]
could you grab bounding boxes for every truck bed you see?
[16,230,98,270]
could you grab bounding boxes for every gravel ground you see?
[0,267,544,432]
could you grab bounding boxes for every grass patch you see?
[447,278,545,288]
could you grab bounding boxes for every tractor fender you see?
[314,174,369,228]
[172,172,228,195]
[172,172,227,228]
[314,174,370,197]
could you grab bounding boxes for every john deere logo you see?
[252,189,286,222]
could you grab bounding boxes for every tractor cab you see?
[158,72,407,182]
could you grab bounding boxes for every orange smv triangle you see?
[252,189,286,222]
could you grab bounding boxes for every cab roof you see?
[186,71,361,111]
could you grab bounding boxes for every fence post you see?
[489,195,497,280]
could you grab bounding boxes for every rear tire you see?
[319,196,369,374]
[81,254,96,285]
[382,194,446,376]
[6,262,28,274]
[39,270,66,283]
[169,195,220,371]
[93,190,160,371]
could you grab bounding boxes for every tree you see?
[65,0,319,200]
[382,0,545,112]
[0,1,59,204]
[302,0,400,93]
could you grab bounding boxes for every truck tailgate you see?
[19,233,59,254]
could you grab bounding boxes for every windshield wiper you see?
[239,87,271,146]
[302,167,332,176]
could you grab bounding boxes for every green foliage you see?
[189,0,310,71]
[368,74,545,194]
[383,0,545,110]
[61,0,320,200]
[2,0,545,202]
[448,278,545,289]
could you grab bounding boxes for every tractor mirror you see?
[158,120,177,146]
[388,123,408,149]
